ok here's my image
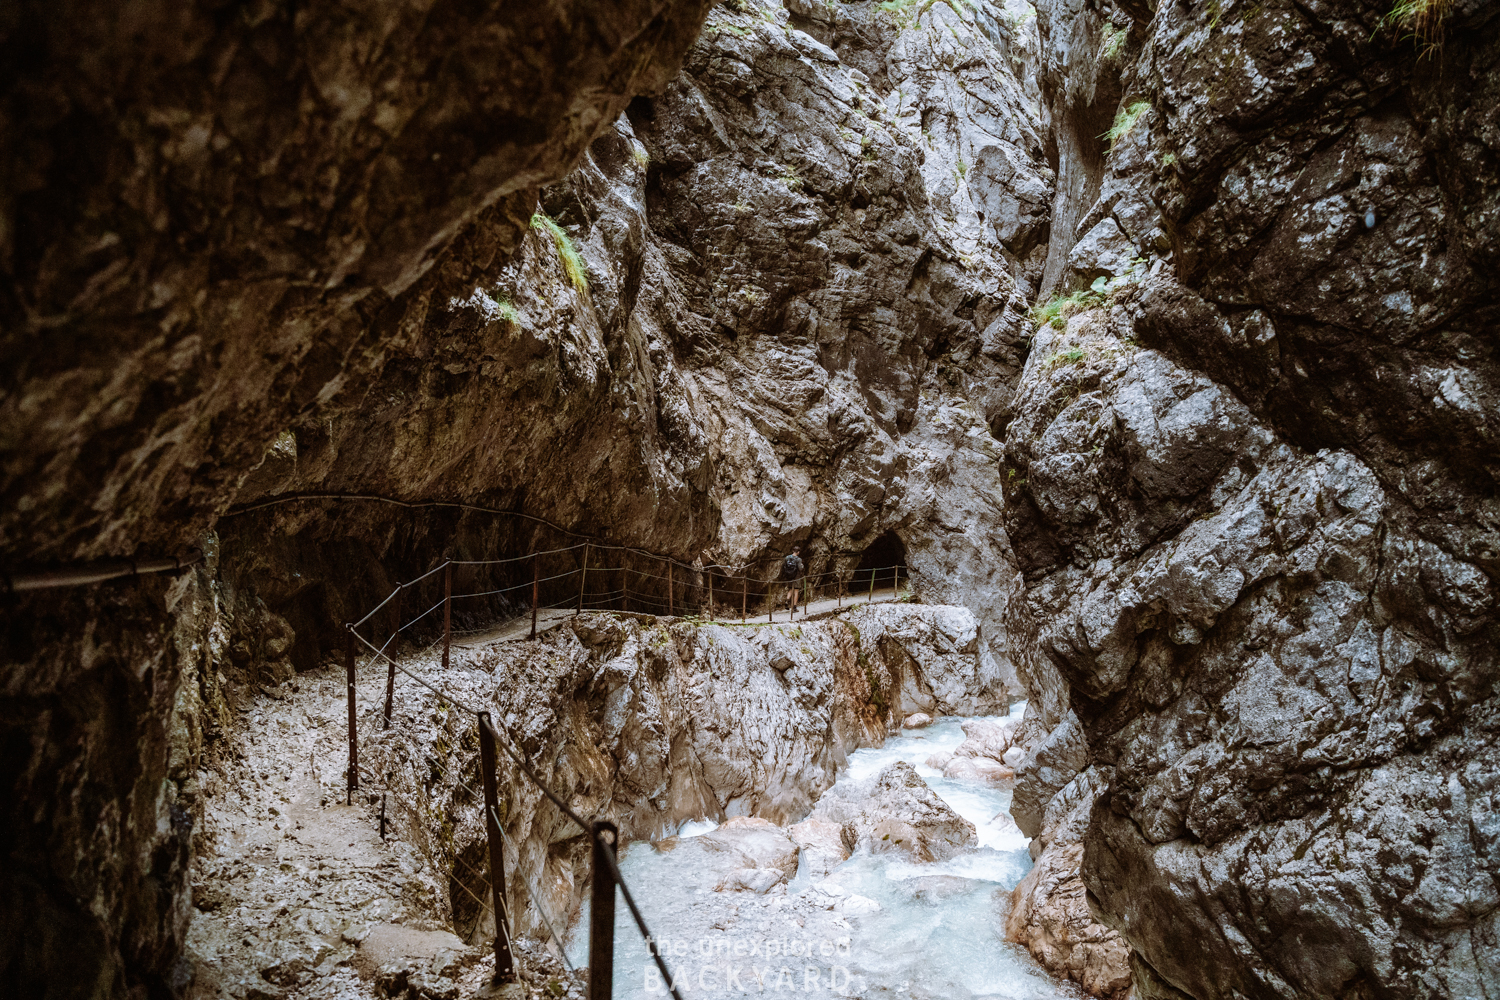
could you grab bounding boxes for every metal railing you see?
[355,550,904,738]
[2,549,203,593]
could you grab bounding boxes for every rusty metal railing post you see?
[707,569,713,620]
[589,821,620,1000]
[742,577,747,622]
[668,562,673,616]
[478,713,516,983]
[442,562,452,670]
[578,544,588,616]
[530,554,539,639]
[345,629,358,804]
[869,568,876,604]
[621,566,628,614]
[767,577,772,623]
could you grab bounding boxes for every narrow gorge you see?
[2,1,1495,999]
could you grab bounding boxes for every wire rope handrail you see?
[223,489,894,578]
[373,740,572,969]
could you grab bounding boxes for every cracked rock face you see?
[1008,280,1499,1000]
[1006,0,1500,996]
[513,0,1052,687]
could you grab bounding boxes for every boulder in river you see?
[809,761,976,861]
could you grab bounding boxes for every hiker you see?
[780,547,805,616]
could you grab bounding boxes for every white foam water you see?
[677,818,721,839]
[567,703,1084,999]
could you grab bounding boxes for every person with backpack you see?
[780,548,805,617]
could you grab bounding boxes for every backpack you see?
[781,553,804,581]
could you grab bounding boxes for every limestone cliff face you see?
[531,0,1048,692]
[1005,0,1500,997]
[221,0,1049,697]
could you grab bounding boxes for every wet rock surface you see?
[1006,767,1126,999]
[810,760,978,862]
[1005,0,1500,995]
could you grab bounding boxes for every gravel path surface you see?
[184,648,581,1000]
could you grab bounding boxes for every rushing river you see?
[566,706,1083,999]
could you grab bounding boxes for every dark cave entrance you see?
[850,530,907,595]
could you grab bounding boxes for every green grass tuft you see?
[1378,0,1452,55]
[531,212,588,293]
[878,0,968,28]
[1031,287,1106,329]
[1101,24,1128,59]
[922,0,972,19]
[1043,347,1088,368]
[1101,100,1151,151]
[1030,263,1152,334]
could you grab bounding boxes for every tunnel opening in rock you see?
[850,531,907,595]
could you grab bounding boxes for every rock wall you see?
[0,563,224,999]
[0,2,717,995]
[214,0,1049,716]
[1,0,715,563]
[1005,0,1500,996]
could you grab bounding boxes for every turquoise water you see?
[567,706,1083,999]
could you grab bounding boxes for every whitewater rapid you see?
[565,705,1083,999]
